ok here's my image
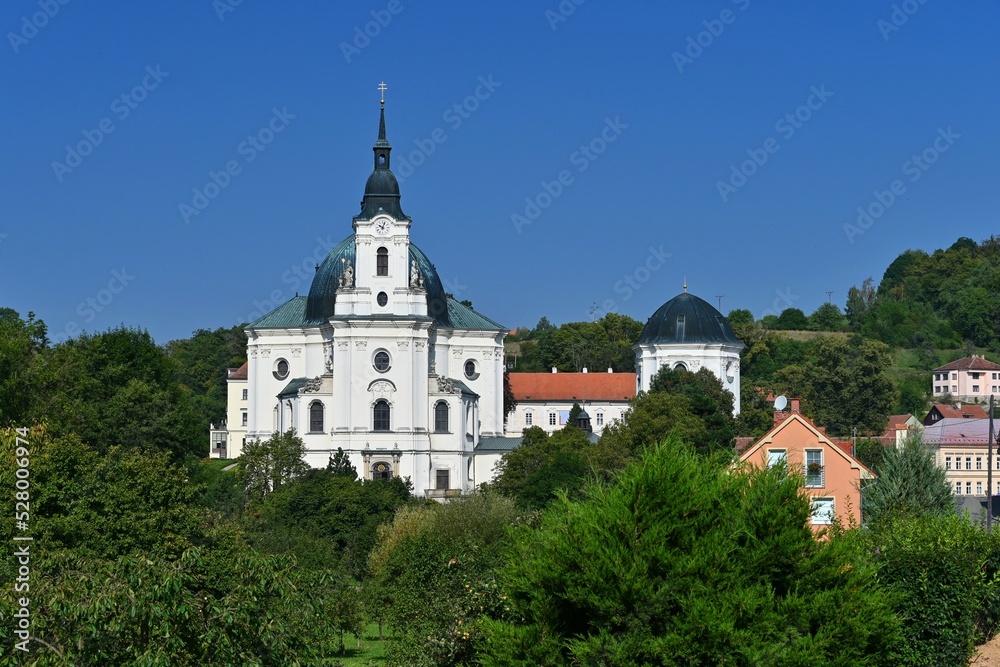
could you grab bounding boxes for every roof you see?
[443,298,506,331]
[508,372,636,402]
[925,404,988,421]
[474,436,523,453]
[637,292,744,348]
[450,378,479,398]
[228,362,248,380]
[887,414,914,430]
[935,355,1000,372]
[277,377,309,398]
[922,418,995,445]
[249,296,308,329]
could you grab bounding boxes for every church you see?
[212,93,743,498]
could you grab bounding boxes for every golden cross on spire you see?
[378,81,388,106]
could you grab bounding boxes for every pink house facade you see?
[932,355,1000,403]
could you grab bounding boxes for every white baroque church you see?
[216,96,744,497]
[240,100,507,498]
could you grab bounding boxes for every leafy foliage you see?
[479,435,902,666]
[490,426,592,509]
[238,429,310,503]
[861,435,954,525]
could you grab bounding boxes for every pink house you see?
[932,355,1000,402]
[738,401,875,531]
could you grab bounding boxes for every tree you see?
[327,447,358,478]
[861,435,954,525]
[846,277,876,330]
[490,426,591,509]
[239,429,310,503]
[775,307,809,330]
[165,325,248,426]
[502,371,517,421]
[809,302,848,331]
[0,309,47,426]
[479,435,902,665]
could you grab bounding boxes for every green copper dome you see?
[639,292,744,347]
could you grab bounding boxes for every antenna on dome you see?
[774,395,788,411]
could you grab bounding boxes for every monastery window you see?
[373,400,391,432]
[436,469,450,491]
[309,402,324,433]
[810,498,834,525]
[549,411,557,426]
[464,359,478,379]
[945,456,951,470]
[525,411,533,427]
[242,389,248,400]
[977,457,983,470]
[377,291,388,307]
[966,457,972,470]
[956,482,962,495]
[376,247,389,276]
[434,401,449,433]
[595,411,604,427]
[967,482,973,495]
[274,358,289,380]
[978,482,984,495]
[372,461,393,480]
[241,410,248,427]
[373,350,391,373]
[676,315,685,339]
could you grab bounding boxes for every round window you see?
[377,291,388,307]
[373,350,391,372]
[464,360,477,379]
[274,358,289,380]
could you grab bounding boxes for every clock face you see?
[374,219,390,236]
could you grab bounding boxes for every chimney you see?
[607,368,613,373]
[551,367,557,373]
[582,367,588,373]
[790,398,800,413]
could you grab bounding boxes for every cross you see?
[378,81,388,105]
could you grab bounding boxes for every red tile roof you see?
[508,372,636,402]
[934,355,1000,372]
[887,414,914,430]
[927,403,988,420]
[228,362,248,380]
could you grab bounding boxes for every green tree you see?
[479,436,902,666]
[861,435,953,525]
[846,277,876,330]
[165,325,248,426]
[0,309,47,426]
[490,426,591,509]
[327,447,358,478]
[775,307,809,330]
[808,302,848,331]
[239,429,310,503]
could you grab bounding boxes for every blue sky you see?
[2,1,997,344]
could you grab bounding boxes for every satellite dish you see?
[774,395,788,411]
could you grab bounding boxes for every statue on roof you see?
[410,259,424,288]
[339,259,354,288]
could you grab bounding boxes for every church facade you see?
[241,101,507,498]
[222,98,744,496]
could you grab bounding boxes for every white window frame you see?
[811,497,835,525]
[767,449,787,469]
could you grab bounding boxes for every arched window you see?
[373,399,390,431]
[434,401,449,433]
[377,247,389,276]
[309,402,324,433]
[372,461,393,480]
[673,362,688,371]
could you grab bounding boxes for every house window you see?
[811,498,834,525]
[953,386,958,392]
[994,373,998,380]
[804,449,824,488]
[966,457,973,470]
[309,402,324,432]
[967,482,973,495]
[525,411,533,427]
[972,373,981,380]
[974,385,981,393]
[994,386,998,393]
[242,388,248,400]
[376,247,389,276]
[436,469,449,491]
[434,401,449,433]
[953,373,958,380]
[549,412,557,426]
[978,482,983,495]
[956,481,962,495]
[945,456,951,470]
[372,461,393,480]
[767,449,787,469]
[977,457,983,470]
[241,410,248,427]
[595,411,604,427]
[373,400,390,431]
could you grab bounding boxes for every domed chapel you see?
[231,92,743,496]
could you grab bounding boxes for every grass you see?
[324,623,391,666]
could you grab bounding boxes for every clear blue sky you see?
[2,1,997,344]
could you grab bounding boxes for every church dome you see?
[305,234,448,325]
[638,292,743,347]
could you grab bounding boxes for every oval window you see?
[373,350,391,372]
[274,359,289,380]
[377,291,388,307]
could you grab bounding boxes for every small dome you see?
[638,292,743,347]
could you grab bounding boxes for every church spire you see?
[359,82,406,220]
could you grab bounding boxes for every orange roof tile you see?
[929,403,988,420]
[935,356,1000,372]
[228,362,248,380]
[508,372,636,402]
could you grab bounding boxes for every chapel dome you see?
[304,234,448,325]
[638,292,744,347]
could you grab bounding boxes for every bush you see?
[865,514,1000,666]
[478,435,902,666]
